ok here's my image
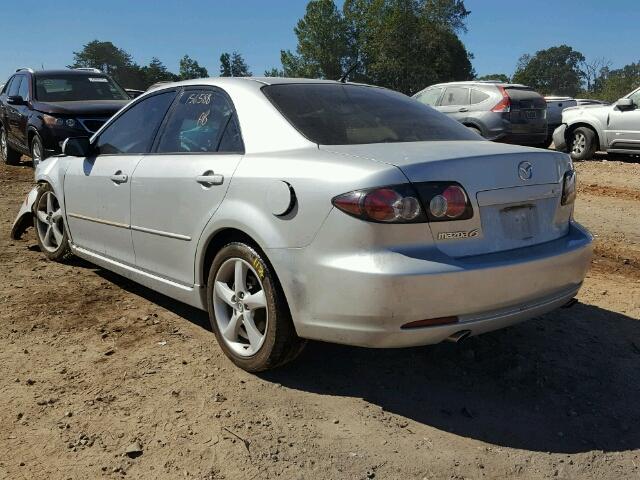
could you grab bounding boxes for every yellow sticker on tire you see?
[252,257,265,280]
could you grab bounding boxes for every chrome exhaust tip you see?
[446,330,471,344]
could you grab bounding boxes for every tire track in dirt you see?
[579,183,640,202]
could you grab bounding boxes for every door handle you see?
[458,107,469,112]
[110,171,128,184]
[196,170,224,187]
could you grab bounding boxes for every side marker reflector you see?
[401,316,459,329]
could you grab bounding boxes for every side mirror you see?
[62,137,93,157]
[7,95,26,106]
[616,98,635,111]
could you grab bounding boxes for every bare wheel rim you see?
[35,191,64,253]
[213,258,268,357]
[572,132,586,154]
[0,128,7,159]
[32,139,42,163]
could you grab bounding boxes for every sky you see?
[0,0,638,84]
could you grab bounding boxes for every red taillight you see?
[428,185,469,219]
[332,185,423,223]
[491,86,511,113]
[333,182,473,223]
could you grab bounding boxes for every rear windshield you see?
[262,84,478,145]
[34,74,129,102]
[505,87,546,108]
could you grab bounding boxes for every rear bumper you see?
[552,124,568,151]
[501,131,548,146]
[271,222,592,348]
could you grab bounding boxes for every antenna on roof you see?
[338,62,359,83]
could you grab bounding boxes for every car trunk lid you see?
[321,141,573,257]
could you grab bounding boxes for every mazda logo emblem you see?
[518,161,533,180]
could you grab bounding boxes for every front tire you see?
[207,242,305,372]
[1,124,21,165]
[34,183,71,261]
[30,134,46,168]
[569,126,597,161]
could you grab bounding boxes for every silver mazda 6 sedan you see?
[11,77,592,372]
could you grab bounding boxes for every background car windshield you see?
[262,83,478,145]
[34,74,129,102]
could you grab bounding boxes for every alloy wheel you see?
[32,139,42,165]
[35,191,65,253]
[572,132,586,155]
[213,258,268,357]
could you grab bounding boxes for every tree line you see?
[69,41,252,89]
[69,0,638,102]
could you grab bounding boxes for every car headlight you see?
[43,114,77,128]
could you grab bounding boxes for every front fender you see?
[10,186,38,239]
[563,111,607,150]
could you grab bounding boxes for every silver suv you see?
[553,87,640,160]
[414,81,548,146]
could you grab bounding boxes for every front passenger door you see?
[606,89,640,150]
[64,90,176,263]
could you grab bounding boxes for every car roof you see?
[145,76,378,95]
[426,80,531,89]
[31,69,110,77]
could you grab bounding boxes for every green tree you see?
[477,73,510,82]
[278,0,474,94]
[219,51,252,77]
[512,45,585,96]
[179,54,208,80]
[264,67,285,77]
[280,0,351,79]
[595,62,640,102]
[141,57,178,86]
[69,40,146,89]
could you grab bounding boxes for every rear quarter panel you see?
[194,147,407,284]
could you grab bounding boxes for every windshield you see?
[34,74,129,102]
[262,83,478,145]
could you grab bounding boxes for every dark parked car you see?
[414,81,548,146]
[0,68,130,166]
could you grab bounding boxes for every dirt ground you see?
[1,154,639,480]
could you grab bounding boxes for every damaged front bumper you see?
[10,187,38,240]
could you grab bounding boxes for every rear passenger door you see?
[130,87,244,286]
[437,86,471,122]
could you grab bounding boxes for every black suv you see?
[0,68,130,166]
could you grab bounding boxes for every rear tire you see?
[207,242,305,372]
[569,126,597,161]
[1,124,21,165]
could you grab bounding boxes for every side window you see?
[217,114,244,153]
[96,91,176,155]
[441,87,470,106]
[8,76,22,97]
[415,87,443,106]
[470,89,489,104]
[156,89,238,153]
[17,76,29,100]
